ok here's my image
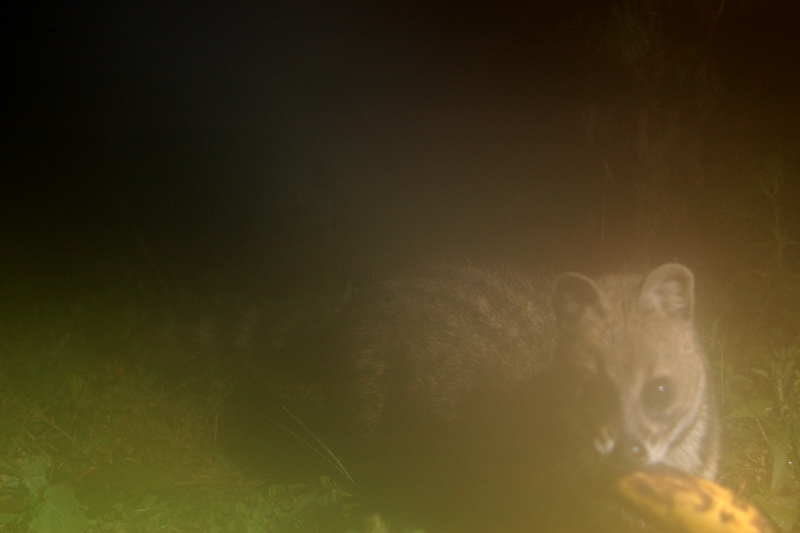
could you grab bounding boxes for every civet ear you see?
[553,271,607,325]
[637,264,695,320]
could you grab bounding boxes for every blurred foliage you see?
[713,161,800,532]
[0,278,357,533]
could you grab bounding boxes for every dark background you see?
[4,0,799,300]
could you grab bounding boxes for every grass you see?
[0,277,360,533]
[708,169,800,533]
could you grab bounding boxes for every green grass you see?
[0,278,359,533]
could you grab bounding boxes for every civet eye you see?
[643,377,673,412]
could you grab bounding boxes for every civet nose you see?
[616,438,648,467]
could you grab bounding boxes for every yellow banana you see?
[616,467,777,533]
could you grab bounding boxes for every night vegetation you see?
[3,0,798,531]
